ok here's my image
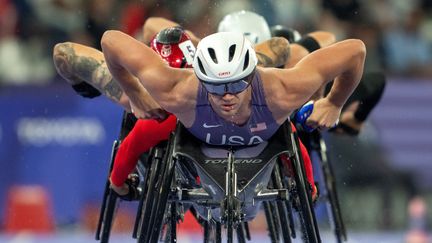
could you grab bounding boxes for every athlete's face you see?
[208,87,251,117]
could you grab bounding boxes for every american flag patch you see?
[250,122,267,132]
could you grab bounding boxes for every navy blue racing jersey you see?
[187,72,279,146]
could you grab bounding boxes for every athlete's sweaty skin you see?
[101,30,365,132]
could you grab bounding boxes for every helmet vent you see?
[228,44,236,62]
[197,57,207,75]
[243,50,249,71]
[208,48,218,64]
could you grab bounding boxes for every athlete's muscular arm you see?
[268,39,366,128]
[143,17,201,46]
[286,31,337,101]
[102,30,195,114]
[255,37,290,68]
[53,42,129,109]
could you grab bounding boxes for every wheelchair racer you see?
[108,27,317,202]
[268,23,386,136]
[219,10,386,136]
[101,13,365,206]
[53,19,319,200]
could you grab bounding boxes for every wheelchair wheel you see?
[202,219,222,243]
[285,198,296,239]
[289,132,321,243]
[216,222,222,243]
[318,141,347,243]
[236,222,247,243]
[162,202,177,243]
[305,131,347,242]
[204,220,211,242]
[136,150,162,241]
[271,163,293,243]
[275,160,297,239]
[240,222,251,241]
[95,140,120,243]
[146,142,176,243]
[136,144,170,243]
[133,160,150,239]
[270,201,281,238]
[264,201,278,243]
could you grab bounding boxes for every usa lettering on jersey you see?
[205,133,264,146]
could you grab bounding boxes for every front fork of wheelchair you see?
[222,149,243,243]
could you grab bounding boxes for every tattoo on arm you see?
[91,60,123,101]
[269,38,290,67]
[53,43,124,102]
[256,52,274,67]
[53,43,77,81]
[103,79,123,101]
[254,38,290,68]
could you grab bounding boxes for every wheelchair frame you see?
[96,118,322,243]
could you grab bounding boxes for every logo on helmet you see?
[161,45,172,57]
[218,71,231,77]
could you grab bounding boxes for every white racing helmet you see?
[193,32,257,95]
[218,10,271,45]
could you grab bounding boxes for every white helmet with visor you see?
[193,32,257,96]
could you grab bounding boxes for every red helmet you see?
[150,26,196,68]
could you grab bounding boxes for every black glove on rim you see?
[71,82,101,98]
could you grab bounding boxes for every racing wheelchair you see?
[96,115,322,243]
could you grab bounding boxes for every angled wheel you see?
[136,144,169,242]
[133,160,150,239]
[272,163,293,243]
[146,140,176,243]
[163,202,178,243]
[289,132,321,243]
[236,222,246,243]
[95,140,120,243]
[264,201,278,243]
[316,135,347,242]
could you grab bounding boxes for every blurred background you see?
[0,0,431,242]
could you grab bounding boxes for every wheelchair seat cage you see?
[172,120,295,222]
[96,119,322,243]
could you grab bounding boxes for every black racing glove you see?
[270,25,302,43]
[71,82,101,98]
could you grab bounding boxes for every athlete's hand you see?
[294,101,315,132]
[305,97,340,131]
[110,182,129,196]
[110,174,140,201]
[129,99,168,121]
